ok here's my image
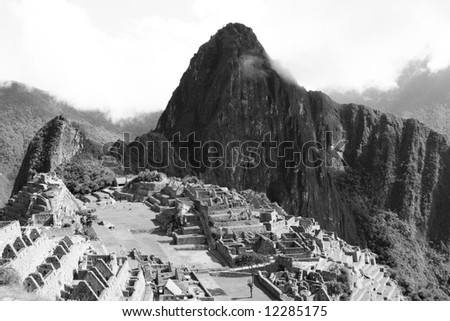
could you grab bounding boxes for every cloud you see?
[190,0,450,92]
[1,0,450,120]
[2,0,210,121]
[270,59,297,85]
[240,55,267,79]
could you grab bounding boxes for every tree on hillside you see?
[57,157,115,195]
[0,267,21,286]
[234,252,269,267]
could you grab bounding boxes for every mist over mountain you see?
[115,111,163,140]
[0,82,160,205]
[118,23,450,299]
[329,59,450,138]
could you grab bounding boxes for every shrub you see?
[234,252,269,267]
[135,169,165,183]
[210,227,223,240]
[182,175,203,185]
[0,267,21,286]
[325,280,345,297]
[57,157,115,195]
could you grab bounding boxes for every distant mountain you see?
[0,82,160,204]
[115,111,163,141]
[0,174,8,208]
[328,60,450,137]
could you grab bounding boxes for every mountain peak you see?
[155,23,279,137]
[220,22,254,34]
[214,23,258,43]
[12,116,85,195]
[204,22,265,57]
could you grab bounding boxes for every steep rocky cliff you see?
[338,104,450,242]
[123,23,450,298]
[12,115,85,196]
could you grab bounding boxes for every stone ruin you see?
[139,172,402,301]
[131,250,213,301]
[0,169,402,301]
[4,173,85,226]
[66,253,146,301]
[0,219,147,301]
[116,171,169,202]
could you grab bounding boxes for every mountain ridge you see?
[328,59,450,139]
[145,23,450,298]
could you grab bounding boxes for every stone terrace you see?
[4,173,84,226]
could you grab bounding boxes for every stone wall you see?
[126,180,168,199]
[0,221,21,251]
[69,256,133,301]
[256,270,289,301]
[265,220,286,234]
[47,183,84,226]
[174,233,207,245]
[222,224,266,234]
[31,213,53,225]
[31,239,89,299]
[69,280,99,300]
[215,240,236,267]
[2,230,56,280]
[99,259,130,301]
[252,235,277,255]
[125,268,146,301]
[5,174,83,226]
[190,271,214,300]
[113,191,134,202]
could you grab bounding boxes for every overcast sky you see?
[1,0,450,121]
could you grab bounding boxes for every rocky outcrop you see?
[12,115,84,197]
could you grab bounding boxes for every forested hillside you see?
[0,82,160,204]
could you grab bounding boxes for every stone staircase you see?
[5,182,52,220]
[173,213,207,247]
[350,263,400,301]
